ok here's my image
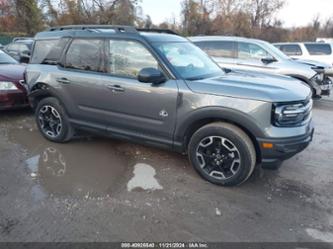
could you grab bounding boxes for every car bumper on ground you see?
[258,125,315,169]
[0,90,29,110]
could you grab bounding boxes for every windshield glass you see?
[0,51,18,64]
[153,42,223,80]
[260,41,291,60]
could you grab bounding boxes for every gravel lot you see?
[0,97,333,243]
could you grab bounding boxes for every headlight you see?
[0,81,18,90]
[272,99,313,127]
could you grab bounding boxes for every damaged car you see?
[190,36,332,98]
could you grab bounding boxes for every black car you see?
[4,37,33,63]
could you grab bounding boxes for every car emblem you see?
[159,110,168,118]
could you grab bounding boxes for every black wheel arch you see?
[174,107,264,163]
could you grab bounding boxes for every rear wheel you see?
[35,97,74,143]
[188,122,256,186]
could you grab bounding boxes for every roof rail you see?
[48,25,138,33]
[137,28,178,35]
[13,37,33,42]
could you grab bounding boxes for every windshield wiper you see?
[185,76,206,81]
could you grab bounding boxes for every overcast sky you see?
[141,0,333,27]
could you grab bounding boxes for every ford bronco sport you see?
[25,26,314,186]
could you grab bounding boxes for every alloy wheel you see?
[196,136,241,180]
[38,105,63,138]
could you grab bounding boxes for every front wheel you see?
[35,97,74,143]
[188,122,256,186]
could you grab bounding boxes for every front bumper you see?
[257,125,314,168]
[312,75,332,96]
[0,90,29,110]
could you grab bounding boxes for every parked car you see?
[26,25,314,186]
[3,37,33,63]
[190,36,332,97]
[273,42,333,66]
[0,50,28,110]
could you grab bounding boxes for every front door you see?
[100,39,179,143]
[234,41,278,74]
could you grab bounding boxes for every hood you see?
[292,58,331,69]
[292,58,333,76]
[186,70,311,103]
[0,64,26,82]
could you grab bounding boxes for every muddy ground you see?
[0,98,333,243]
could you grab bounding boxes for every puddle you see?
[25,155,40,173]
[2,114,139,199]
[127,163,163,192]
[306,228,333,242]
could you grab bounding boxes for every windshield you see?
[0,51,18,64]
[153,41,223,80]
[260,41,291,60]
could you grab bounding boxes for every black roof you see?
[35,25,187,43]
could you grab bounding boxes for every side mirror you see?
[138,68,166,85]
[261,57,277,65]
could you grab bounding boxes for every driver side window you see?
[108,40,159,78]
[238,42,272,61]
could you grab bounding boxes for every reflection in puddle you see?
[8,121,131,199]
[127,163,163,192]
[5,114,166,200]
[41,147,66,177]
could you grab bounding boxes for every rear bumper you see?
[0,90,29,110]
[257,125,314,168]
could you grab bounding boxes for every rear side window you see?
[108,40,158,78]
[194,41,236,58]
[278,44,303,56]
[304,44,332,55]
[65,39,104,72]
[31,39,69,65]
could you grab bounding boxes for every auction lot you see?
[0,98,333,243]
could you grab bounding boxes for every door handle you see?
[106,84,125,92]
[56,78,71,84]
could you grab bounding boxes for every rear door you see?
[234,41,278,74]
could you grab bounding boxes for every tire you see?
[188,122,256,186]
[35,97,74,143]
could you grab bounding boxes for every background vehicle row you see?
[190,36,333,97]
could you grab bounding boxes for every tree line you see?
[0,0,332,42]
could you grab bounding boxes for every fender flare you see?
[28,83,65,109]
[174,107,265,151]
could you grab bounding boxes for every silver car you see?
[190,36,332,97]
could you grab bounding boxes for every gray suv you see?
[25,26,314,186]
[190,36,332,97]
